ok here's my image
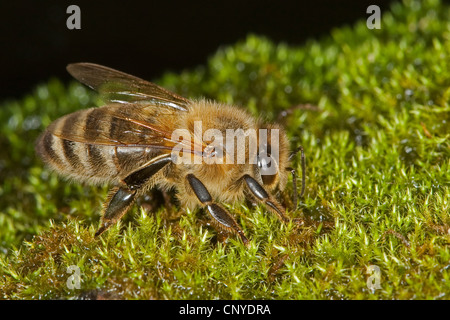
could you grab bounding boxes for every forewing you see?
[66,63,190,111]
[47,103,202,156]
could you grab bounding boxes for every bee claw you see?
[238,232,250,247]
[94,223,109,237]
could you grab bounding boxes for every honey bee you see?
[35,63,305,245]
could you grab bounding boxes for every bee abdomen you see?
[36,108,159,184]
[35,130,67,171]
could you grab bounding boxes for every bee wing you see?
[48,103,203,155]
[66,63,190,111]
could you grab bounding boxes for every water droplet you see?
[284,85,292,94]
[236,62,245,72]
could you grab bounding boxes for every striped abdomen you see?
[35,104,168,185]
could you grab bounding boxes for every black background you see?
[1,0,396,100]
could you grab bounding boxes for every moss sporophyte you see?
[1,0,449,300]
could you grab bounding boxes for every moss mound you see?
[1,0,449,299]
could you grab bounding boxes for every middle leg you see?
[186,174,249,246]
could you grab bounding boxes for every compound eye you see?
[257,152,278,185]
[257,154,270,171]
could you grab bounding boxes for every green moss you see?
[1,0,449,299]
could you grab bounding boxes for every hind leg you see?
[95,155,172,236]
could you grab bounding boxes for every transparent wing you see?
[66,63,190,111]
[48,103,203,155]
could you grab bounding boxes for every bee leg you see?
[95,155,173,237]
[95,187,137,237]
[186,174,249,246]
[242,174,291,224]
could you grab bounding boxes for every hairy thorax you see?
[161,99,289,209]
[163,100,257,208]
